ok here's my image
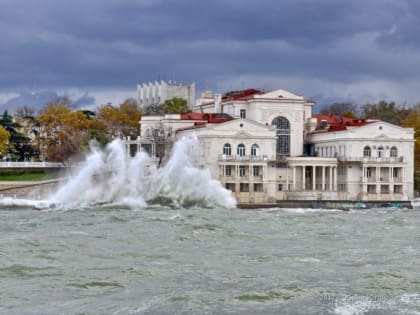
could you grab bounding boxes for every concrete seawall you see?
[0,179,65,199]
[238,200,413,210]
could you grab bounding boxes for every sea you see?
[1,205,420,315]
[0,138,419,315]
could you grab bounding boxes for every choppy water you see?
[1,205,419,315]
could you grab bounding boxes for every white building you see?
[136,88,414,204]
[137,80,195,111]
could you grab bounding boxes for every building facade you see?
[135,88,414,204]
[137,80,195,111]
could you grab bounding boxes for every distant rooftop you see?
[312,114,373,133]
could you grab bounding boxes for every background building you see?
[137,80,195,111]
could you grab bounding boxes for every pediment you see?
[255,89,304,100]
[234,130,253,138]
[373,133,395,140]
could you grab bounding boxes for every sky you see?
[1,0,420,111]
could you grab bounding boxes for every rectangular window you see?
[225,165,232,176]
[253,166,260,176]
[240,183,249,192]
[367,185,376,193]
[225,183,235,192]
[366,168,372,178]
[254,183,263,192]
[393,168,398,178]
[278,184,283,191]
[240,109,246,118]
[239,166,246,177]
[394,185,402,194]
[338,184,347,192]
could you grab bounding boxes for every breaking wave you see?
[0,136,237,210]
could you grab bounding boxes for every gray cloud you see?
[1,0,420,106]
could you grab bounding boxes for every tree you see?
[361,101,411,125]
[38,104,91,162]
[0,125,10,156]
[0,110,30,160]
[401,110,420,192]
[319,102,359,117]
[163,97,188,114]
[14,105,35,119]
[97,98,141,138]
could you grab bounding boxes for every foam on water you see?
[1,135,236,210]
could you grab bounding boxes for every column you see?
[286,167,289,191]
[322,166,326,191]
[293,166,296,191]
[362,165,366,184]
[302,166,306,191]
[329,166,333,191]
[312,166,316,190]
[333,166,337,191]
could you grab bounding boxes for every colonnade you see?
[286,165,337,191]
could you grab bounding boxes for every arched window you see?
[390,146,398,158]
[272,116,290,156]
[251,144,259,156]
[223,143,231,156]
[237,144,245,156]
[377,146,384,158]
[363,146,371,157]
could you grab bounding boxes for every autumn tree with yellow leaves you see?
[0,125,10,156]
[97,98,141,138]
[38,97,108,162]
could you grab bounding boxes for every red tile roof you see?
[222,89,264,101]
[313,114,373,132]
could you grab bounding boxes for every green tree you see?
[361,101,411,125]
[319,102,359,117]
[163,97,188,114]
[0,110,30,160]
[401,110,420,191]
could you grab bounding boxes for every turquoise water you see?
[0,205,419,314]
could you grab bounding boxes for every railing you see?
[218,154,275,162]
[338,156,404,163]
[361,176,403,183]
[0,162,66,168]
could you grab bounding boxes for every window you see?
[239,166,246,177]
[390,146,398,157]
[393,168,399,178]
[338,166,346,176]
[367,185,376,193]
[225,165,232,176]
[254,183,263,192]
[237,144,245,156]
[366,168,372,178]
[240,109,246,118]
[338,184,347,192]
[377,146,384,158]
[240,183,249,192]
[278,184,283,191]
[251,144,259,156]
[225,183,235,192]
[363,146,371,157]
[272,116,290,156]
[253,166,260,176]
[223,143,231,156]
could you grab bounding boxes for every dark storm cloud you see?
[0,0,420,103]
